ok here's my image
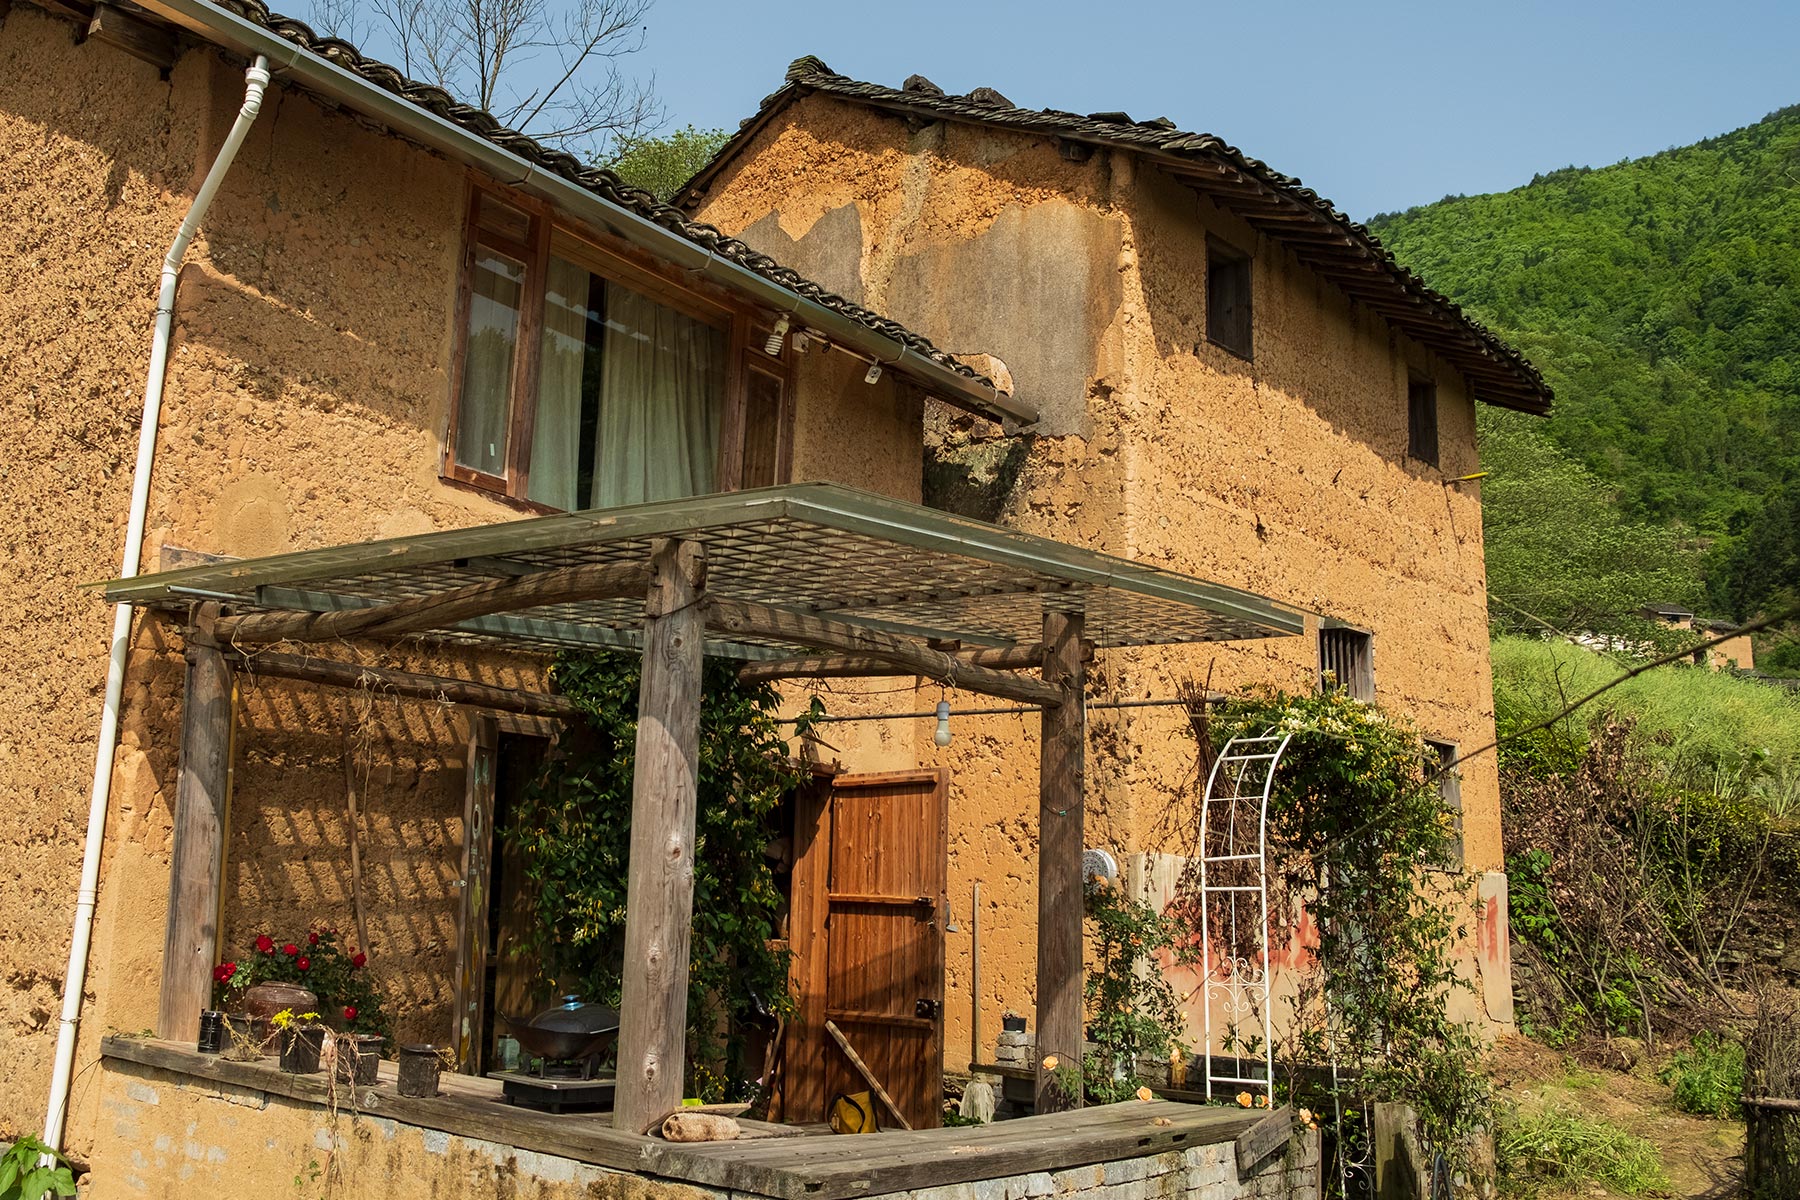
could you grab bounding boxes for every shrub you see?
[1660,1032,1747,1118]
[0,1137,76,1200]
[1496,1103,1669,1196]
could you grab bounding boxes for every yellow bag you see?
[829,1090,879,1134]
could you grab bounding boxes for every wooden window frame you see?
[1318,622,1374,702]
[1424,738,1464,871]
[1407,377,1440,468]
[442,177,795,510]
[1205,236,1254,360]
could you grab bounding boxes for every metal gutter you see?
[132,0,1038,426]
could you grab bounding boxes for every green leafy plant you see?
[215,926,391,1038]
[1168,685,1489,1169]
[508,650,807,1098]
[1083,874,1184,1104]
[1659,1031,1746,1118]
[0,1137,76,1200]
[1495,1102,1669,1196]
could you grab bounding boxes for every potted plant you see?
[273,1009,326,1074]
[214,926,392,1049]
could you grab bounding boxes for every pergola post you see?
[159,604,234,1044]
[1035,609,1086,1112]
[613,539,708,1133]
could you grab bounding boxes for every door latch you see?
[915,998,942,1020]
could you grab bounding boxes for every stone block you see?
[1024,1172,1056,1197]
[1054,1164,1104,1193]
[1104,1157,1151,1186]
[971,1177,1010,1200]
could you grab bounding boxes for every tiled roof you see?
[193,4,995,395]
[679,57,1552,414]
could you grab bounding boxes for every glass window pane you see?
[454,247,524,478]
[475,193,533,243]
[741,368,783,489]
[527,256,601,510]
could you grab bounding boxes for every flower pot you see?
[243,981,319,1050]
[225,1014,265,1059]
[396,1044,442,1098]
[280,1025,326,1074]
[334,1034,385,1086]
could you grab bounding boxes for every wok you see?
[499,996,620,1063]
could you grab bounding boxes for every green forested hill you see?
[1369,106,1800,643]
[1371,106,1800,530]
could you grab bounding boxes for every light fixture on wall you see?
[764,314,791,356]
[934,699,953,747]
[864,359,884,385]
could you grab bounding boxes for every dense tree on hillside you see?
[1370,105,1800,543]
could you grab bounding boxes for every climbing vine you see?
[505,650,810,1097]
[1167,684,1489,1169]
[1084,874,1185,1104]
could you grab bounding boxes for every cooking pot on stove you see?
[498,996,620,1063]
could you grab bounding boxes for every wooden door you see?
[788,770,948,1129]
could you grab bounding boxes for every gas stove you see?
[489,1068,616,1114]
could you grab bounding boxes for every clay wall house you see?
[677,60,1552,1049]
[0,0,1027,1167]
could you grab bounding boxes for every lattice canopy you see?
[101,484,1304,659]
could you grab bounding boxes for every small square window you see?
[1206,238,1252,359]
[1408,380,1439,467]
[1426,739,1463,871]
[1319,625,1373,701]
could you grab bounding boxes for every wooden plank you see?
[708,599,1060,705]
[239,651,578,718]
[784,778,833,1122]
[216,560,651,645]
[614,540,707,1134]
[824,1020,913,1130]
[736,641,1064,686]
[158,606,233,1044]
[1234,1106,1292,1176]
[1035,610,1085,1113]
[88,2,177,68]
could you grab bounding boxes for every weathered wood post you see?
[158,603,234,1044]
[1035,610,1086,1112]
[614,539,707,1133]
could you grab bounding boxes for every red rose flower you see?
[308,932,320,946]
[282,943,299,957]
[342,1006,357,1023]
[212,962,236,983]
[351,953,367,969]
[296,956,311,971]
[255,935,274,953]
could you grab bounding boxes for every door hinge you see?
[915,998,942,1020]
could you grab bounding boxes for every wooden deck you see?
[104,1038,1270,1199]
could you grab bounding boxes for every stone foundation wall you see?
[87,1058,1320,1200]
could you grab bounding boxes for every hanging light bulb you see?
[764,314,790,357]
[934,699,953,747]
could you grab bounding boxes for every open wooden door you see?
[787,769,948,1129]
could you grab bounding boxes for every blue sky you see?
[623,0,1799,219]
[314,0,1800,220]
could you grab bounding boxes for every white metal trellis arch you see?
[1197,731,1293,1102]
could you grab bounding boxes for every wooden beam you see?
[735,641,1072,686]
[614,540,708,1134]
[88,2,177,69]
[238,651,577,718]
[707,600,1061,706]
[216,560,650,646]
[1034,610,1085,1113]
[1235,1106,1294,1176]
[159,605,234,1044]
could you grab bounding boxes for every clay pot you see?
[280,1025,326,1074]
[242,981,319,1051]
[334,1033,386,1086]
[396,1044,442,1098]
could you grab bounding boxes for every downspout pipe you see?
[41,53,272,1154]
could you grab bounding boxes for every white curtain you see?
[592,286,724,508]
[454,248,524,478]
[526,256,591,511]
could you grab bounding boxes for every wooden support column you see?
[159,604,234,1044]
[1034,610,1085,1112]
[613,540,707,1134]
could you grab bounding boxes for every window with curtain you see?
[447,190,746,512]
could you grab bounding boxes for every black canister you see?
[396,1044,442,1098]
[197,1010,227,1054]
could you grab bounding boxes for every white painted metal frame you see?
[1197,732,1292,1101]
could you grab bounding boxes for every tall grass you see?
[1496,1103,1669,1196]
[1491,636,1800,814]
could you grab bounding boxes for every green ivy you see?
[505,650,809,1097]
[1192,686,1489,1165]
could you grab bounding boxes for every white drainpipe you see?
[41,53,272,1154]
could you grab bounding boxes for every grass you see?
[1491,636,1800,814]
[1658,1032,1746,1119]
[1496,1102,1670,1196]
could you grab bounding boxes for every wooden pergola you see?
[103,483,1302,1133]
